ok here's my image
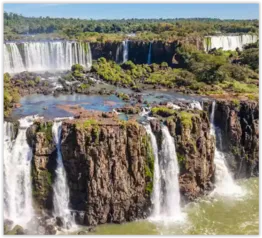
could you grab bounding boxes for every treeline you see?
[4,12,259,41]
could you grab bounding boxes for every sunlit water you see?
[72,178,258,235]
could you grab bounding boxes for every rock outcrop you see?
[27,121,56,211]
[149,109,215,202]
[91,39,204,66]
[214,100,259,178]
[33,119,153,225]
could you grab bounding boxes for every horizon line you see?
[3,11,259,21]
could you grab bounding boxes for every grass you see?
[151,106,177,117]
[180,111,193,128]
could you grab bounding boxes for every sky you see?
[4,3,259,20]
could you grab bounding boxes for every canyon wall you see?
[214,100,259,178]
[14,100,258,226]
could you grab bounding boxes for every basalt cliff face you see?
[214,100,259,178]
[18,100,258,226]
[91,39,203,65]
[59,120,151,225]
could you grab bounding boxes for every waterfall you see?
[160,125,182,220]
[4,41,92,74]
[204,34,258,52]
[189,100,203,110]
[145,124,161,217]
[148,124,183,223]
[52,120,73,228]
[4,116,36,227]
[115,43,121,63]
[210,101,243,196]
[147,42,152,65]
[122,40,129,63]
[139,107,151,117]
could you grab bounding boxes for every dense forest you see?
[4,12,259,41]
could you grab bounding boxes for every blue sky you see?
[4,3,259,20]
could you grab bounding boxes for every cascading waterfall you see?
[160,125,182,220]
[210,101,243,196]
[52,120,73,228]
[147,42,152,65]
[122,40,129,63]
[4,116,36,227]
[4,41,92,73]
[204,34,258,52]
[144,124,161,217]
[148,124,183,223]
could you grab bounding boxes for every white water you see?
[149,125,184,223]
[122,40,129,63]
[210,101,243,197]
[52,120,73,228]
[4,41,92,73]
[167,102,181,110]
[189,101,203,110]
[140,107,151,117]
[204,34,258,51]
[4,116,37,227]
[147,42,152,65]
[145,124,161,217]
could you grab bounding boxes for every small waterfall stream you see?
[160,125,182,220]
[145,124,161,217]
[52,120,73,228]
[146,123,183,223]
[210,101,243,196]
[147,42,152,65]
[122,40,129,63]
[4,116,36,227]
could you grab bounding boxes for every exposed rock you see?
[55,217,65,227]
[27,121,56,210]
[214,100,259,178]
[60,119,151,225]
[6,225,24,235]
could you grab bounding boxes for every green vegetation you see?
[35,121,53,144]
[4,73,20,117]
[180,111,193,128]
[3,14,258,102]
[4,12,258,42]
[177,152,186,166]
[151,106,177,117]
[92,58,136,86]
[116,92,130,101]
[232,99,240,108]
[91,40,258,99]
[144,135,154,194]
[76,119,98,129]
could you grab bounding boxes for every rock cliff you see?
[214,100,259,178]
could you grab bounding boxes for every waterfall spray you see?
[52,120,73,228]
[210,101,243,196]
[204,34,258,52]
[4,116,36,227]
[122,40,129,63]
